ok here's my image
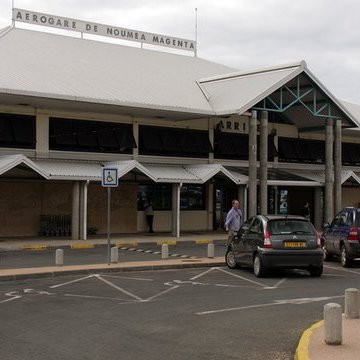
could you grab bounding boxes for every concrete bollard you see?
[345,288,360,319]
[111,246,118,264]
[55,249,64,266]
[324,303,342,345]
[161,244,169,259]
[207,243,214,258]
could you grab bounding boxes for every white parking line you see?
[190,267,215,280]
[215,267,268,287]
[263,278,287,290]
[49,274,96,289]
[197,294,345,316]
[100,274,154,282]
[95,275,143,301]
[64,294,138,302]
[144,285,180,301]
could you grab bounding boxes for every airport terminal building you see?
[1,9,360,239]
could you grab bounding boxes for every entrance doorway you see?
[213,181,238,230]
[277,187,314,222]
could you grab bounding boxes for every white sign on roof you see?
[12,8,196,52]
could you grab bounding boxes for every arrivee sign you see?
[12,8,196,52]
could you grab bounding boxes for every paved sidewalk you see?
[296,314,360,360]
[0,231,227,251]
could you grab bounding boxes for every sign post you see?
[102,167,119,265]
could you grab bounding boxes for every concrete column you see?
[79,181,89,240]
[314,187,322,230]
[345,288,360,319]
[243,186,248,221]
[248,110,258,217]
[207,182,214,231]
[259,111,268,215]
[55,249,64,266]
[324,303,342,345]
[274,186,278,215]
[172,184,181,237]
[35,112,49,159]
[111,246,118,264]
[208,117,214,164]
[324,118,334,224]
[238,186,245,221]
[71,181,80,240]
[334,119,342,214]
[132,119,139,160]
[273,131,278,164]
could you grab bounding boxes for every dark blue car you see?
[322,208,360,267]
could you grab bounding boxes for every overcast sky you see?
[1,0,360,103]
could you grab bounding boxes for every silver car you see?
[225,215,323,277]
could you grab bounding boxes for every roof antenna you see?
[194,8,198,58]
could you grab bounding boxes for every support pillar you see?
[238,185,245,223]
[324,118,334,224]
[79,181,89,240]
[260,111,268,215]
[248,110,257,217]
[207,182,214,231]
[334,119,342,214]
[172,184,181,238]
[314,187,322,230]
[71,181,80,240]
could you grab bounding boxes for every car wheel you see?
[225,249,239,269]
[322,242,332,261]
[253,254,266,278]
[309,265,323,277]
[341,245,353,268]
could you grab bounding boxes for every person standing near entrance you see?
[144,199,154,233]
[225,199,243,245]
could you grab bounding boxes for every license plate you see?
[284,241,307,248]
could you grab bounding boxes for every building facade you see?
[1,20,360,239]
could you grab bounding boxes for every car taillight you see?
[348,227,359,242]
[263,230,272,248]
[316,231,321,248]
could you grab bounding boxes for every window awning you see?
[0,154,49,179]
[226,167,322,187]
[144,163,239,184]
[287,169,360,185]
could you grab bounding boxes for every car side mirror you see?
[322,223,330,230]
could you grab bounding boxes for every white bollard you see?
[55,249,64,266]
[161,244,169,259]
[111,246,118,264]
[345,288,360,319]
[207,243,214,258]
[324,303,342,345]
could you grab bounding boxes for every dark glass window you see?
[342,142,360,165]
[139,125,212,158]
[49,118,136,154]
[180,185,206,210]
[0,113,35,149]
[278,137,325,163]
[214,132,276,161]
[137,184,172,210]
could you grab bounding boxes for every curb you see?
[10,239,224,252]
[0,259,226,281]
[294,320,324,360]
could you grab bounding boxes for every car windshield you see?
[267,219,314,235]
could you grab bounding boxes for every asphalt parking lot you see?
[2,262,360,360]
